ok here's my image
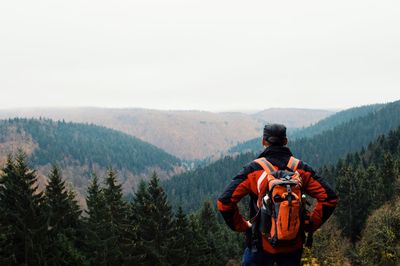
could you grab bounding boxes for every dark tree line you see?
[163,152,255,212]
[0,151,242,266]
[229,103,385,154]
[324,128,400,242]
[304,128,400,265]
[291,100,400,167]
[229,100,400,168]
[0,118,180,174]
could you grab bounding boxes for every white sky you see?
[1,0,400,111]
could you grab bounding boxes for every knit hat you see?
[263,124,287,145]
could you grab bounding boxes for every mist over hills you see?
[0,107,333,160]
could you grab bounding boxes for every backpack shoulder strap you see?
[253,158,276,194]
[254,158,275,174]
[287,156,300,172]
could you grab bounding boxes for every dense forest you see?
[163,100,400,212]
[1,126,400,265]
[0,153,243,265]
[229,102,387,154]
[289,103,384,139]
[0,118,180,173]
[0,118,183,196]
[165,126,400,265]
[163,152,254,212]
[310,126,400,265]
[291,100,400,167]
[1,102,400,265]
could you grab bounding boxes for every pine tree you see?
[381,152,396,201]
[197,201,223,266]
[102,167,129,265]
[130,180,151,265]
[186,214,211,266]
[83,174,108,265]
[199,201,219,234]
[132,173,174,265]
[0,221,15,264]
[44,165,86,265]
[168,207,192,265]
[336,165,373,241]
[0,152,47,265]
[335,165,357,241]
[147,172,174,265]
[366,165,384,210]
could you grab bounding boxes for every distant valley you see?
[0,107,334,160]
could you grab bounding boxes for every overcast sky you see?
[1,0,399,111]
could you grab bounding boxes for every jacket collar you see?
[257,145,293,159]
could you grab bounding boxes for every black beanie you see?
[263,124,287,145]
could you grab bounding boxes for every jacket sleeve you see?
[297,161,338,232]
[217,162,261,232]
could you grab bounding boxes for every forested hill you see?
[0,118,182,194]
[314,126,400,265]
[164,100,400,211]
[290,99,400,167]
[229,103,385,153]
[0,108,334,160]
[163,152,254,211]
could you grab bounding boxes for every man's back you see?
[217,124,338,265]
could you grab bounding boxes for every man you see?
[217,124,338,266]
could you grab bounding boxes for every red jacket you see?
[217,146,338,254]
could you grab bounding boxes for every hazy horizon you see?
[2,0,400,111]
[0,104,345,113]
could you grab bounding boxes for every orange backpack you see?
[253,157,303,247]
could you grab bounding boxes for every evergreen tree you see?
[197,201,224,266]
[336,165,376,242]
[0,152,47,265]
[335,165,357,241]
[381,152,396,201]
[168,207,192,265]
[130,180,151,265]
[132,173,174,265]
[147,172,174,265]
[45,165,82,230]
[199,201,219,234]
[186,213,212,266]
[0,222,15,264]
[44,165,86,265]
[83,174,108,265]
[102,167,129,265]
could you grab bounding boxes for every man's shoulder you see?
[241,159,265,174]
[293,157,316,174]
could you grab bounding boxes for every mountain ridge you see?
[0,118,183,198]
[229,103,386,154]
[0,107,334,160]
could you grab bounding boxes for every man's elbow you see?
[328,191,339,207]
[217,198,232,212]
